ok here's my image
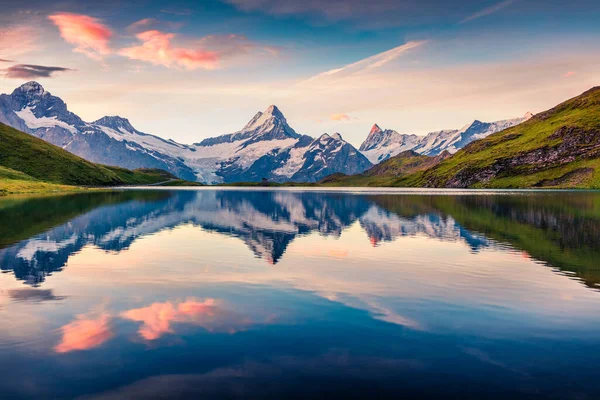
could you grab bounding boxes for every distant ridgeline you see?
[1,81,598,188]
[321,87,600,189]
[1,81,534,185]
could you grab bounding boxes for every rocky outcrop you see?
[431,125,600,188]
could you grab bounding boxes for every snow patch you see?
[15,106,78,134]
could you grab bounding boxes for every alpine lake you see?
[1,188,600,399]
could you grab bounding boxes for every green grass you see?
[0,179,90,196]
[106,167,178,185]
[0,190,171,249]
[0,122,179,192]
[414,87,600,188]
[156,179,204,187]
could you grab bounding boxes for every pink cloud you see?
[330,113,351,121]
[48,13,113,60]
[119,30,219,70]
[121,298,219,340]
[564,71,576,77]
[54,313,114,353]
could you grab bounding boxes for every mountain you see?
[0,121,176,187]
[0,83,372,183]
[318,150,450,186]
[413,87,600,188]
[359,114,532,164]
[365,150,451,177]
[359,124,420,163]
[0,82,198,181]
[188,107,372,183]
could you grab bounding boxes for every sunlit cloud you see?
[564,71,577,77]
[48,13,113,60]
[120,298,219,340]
[119,30,219,70]
[119,31,277,70]
[3,64,74,79]
[54,312,113,353]
[460,0,516,24]
[330,113,350,121]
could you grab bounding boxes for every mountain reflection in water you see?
[1,189,599,288]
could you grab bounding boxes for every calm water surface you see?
[1,188,600,399]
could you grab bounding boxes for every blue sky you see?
[0,0,599,146]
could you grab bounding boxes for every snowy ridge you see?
[360,113,533,162]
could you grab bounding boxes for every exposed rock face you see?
[289,133,373,182]
[431,126,600,188]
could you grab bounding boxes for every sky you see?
[0,0,599,147]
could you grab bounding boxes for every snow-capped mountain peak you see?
[265,104,284,118]
[242,104,286,132]
[370,124,383,135]
[198,105,300,148]
[331,132,343,141]
[93,116,138,134]
[523,111,534,120]
[11,81,48,98]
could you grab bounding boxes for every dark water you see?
[1,188,600,399]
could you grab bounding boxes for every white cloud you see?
[301,41,428,84]
[460,0,516,24]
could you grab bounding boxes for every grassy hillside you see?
[0,122,176,190]
[414,87,600,188]
[318,150,449,187]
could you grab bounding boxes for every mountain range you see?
[359,113,533,164]
[323,86,600,189]
[0,82,529,184]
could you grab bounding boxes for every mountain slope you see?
[0,122,175,186]
[0,82,197,181]
[318,150,449,186]
[366,150,451,176]
[415,87,600,188]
